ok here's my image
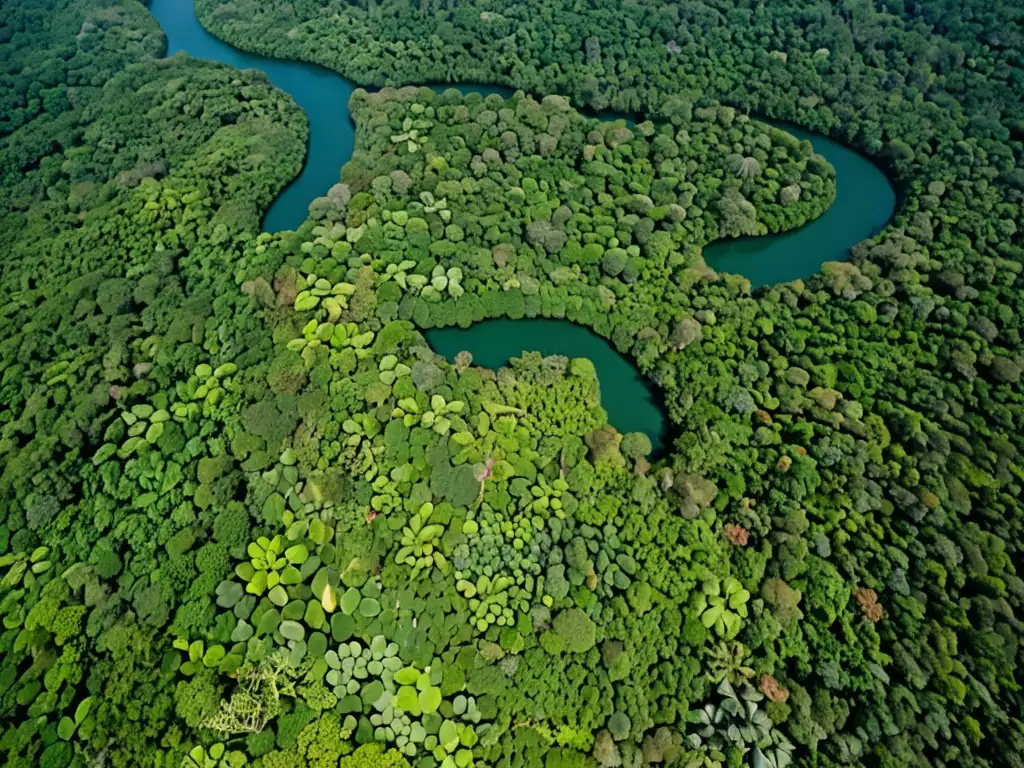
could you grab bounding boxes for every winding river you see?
[149,0,895,451]
[703,123,895,287]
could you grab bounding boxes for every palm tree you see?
[726,153,762,180]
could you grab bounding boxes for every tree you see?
[607,711,631,741]
[620,433,652,464]
[726,154,762,179]
[668,317,702,350]
[716,188,760,238]
[593,730,621,767]
[552,607,596,653]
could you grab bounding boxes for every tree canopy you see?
[2,1,1024,768]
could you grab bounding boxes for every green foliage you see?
[235,535,308,597]
[338,743,411,768]
[551,608,597,654]
[394,502,449,578]
[182,743,248,768]
[204,653,295,734]
[695,577,750,639]
[685,681,794,768]
[7,0,1024,767]
[705,642,755,687]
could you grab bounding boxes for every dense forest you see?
[2,1,1024,768]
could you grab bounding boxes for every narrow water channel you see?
[151,0,359,233]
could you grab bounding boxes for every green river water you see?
[149,0,896,451]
